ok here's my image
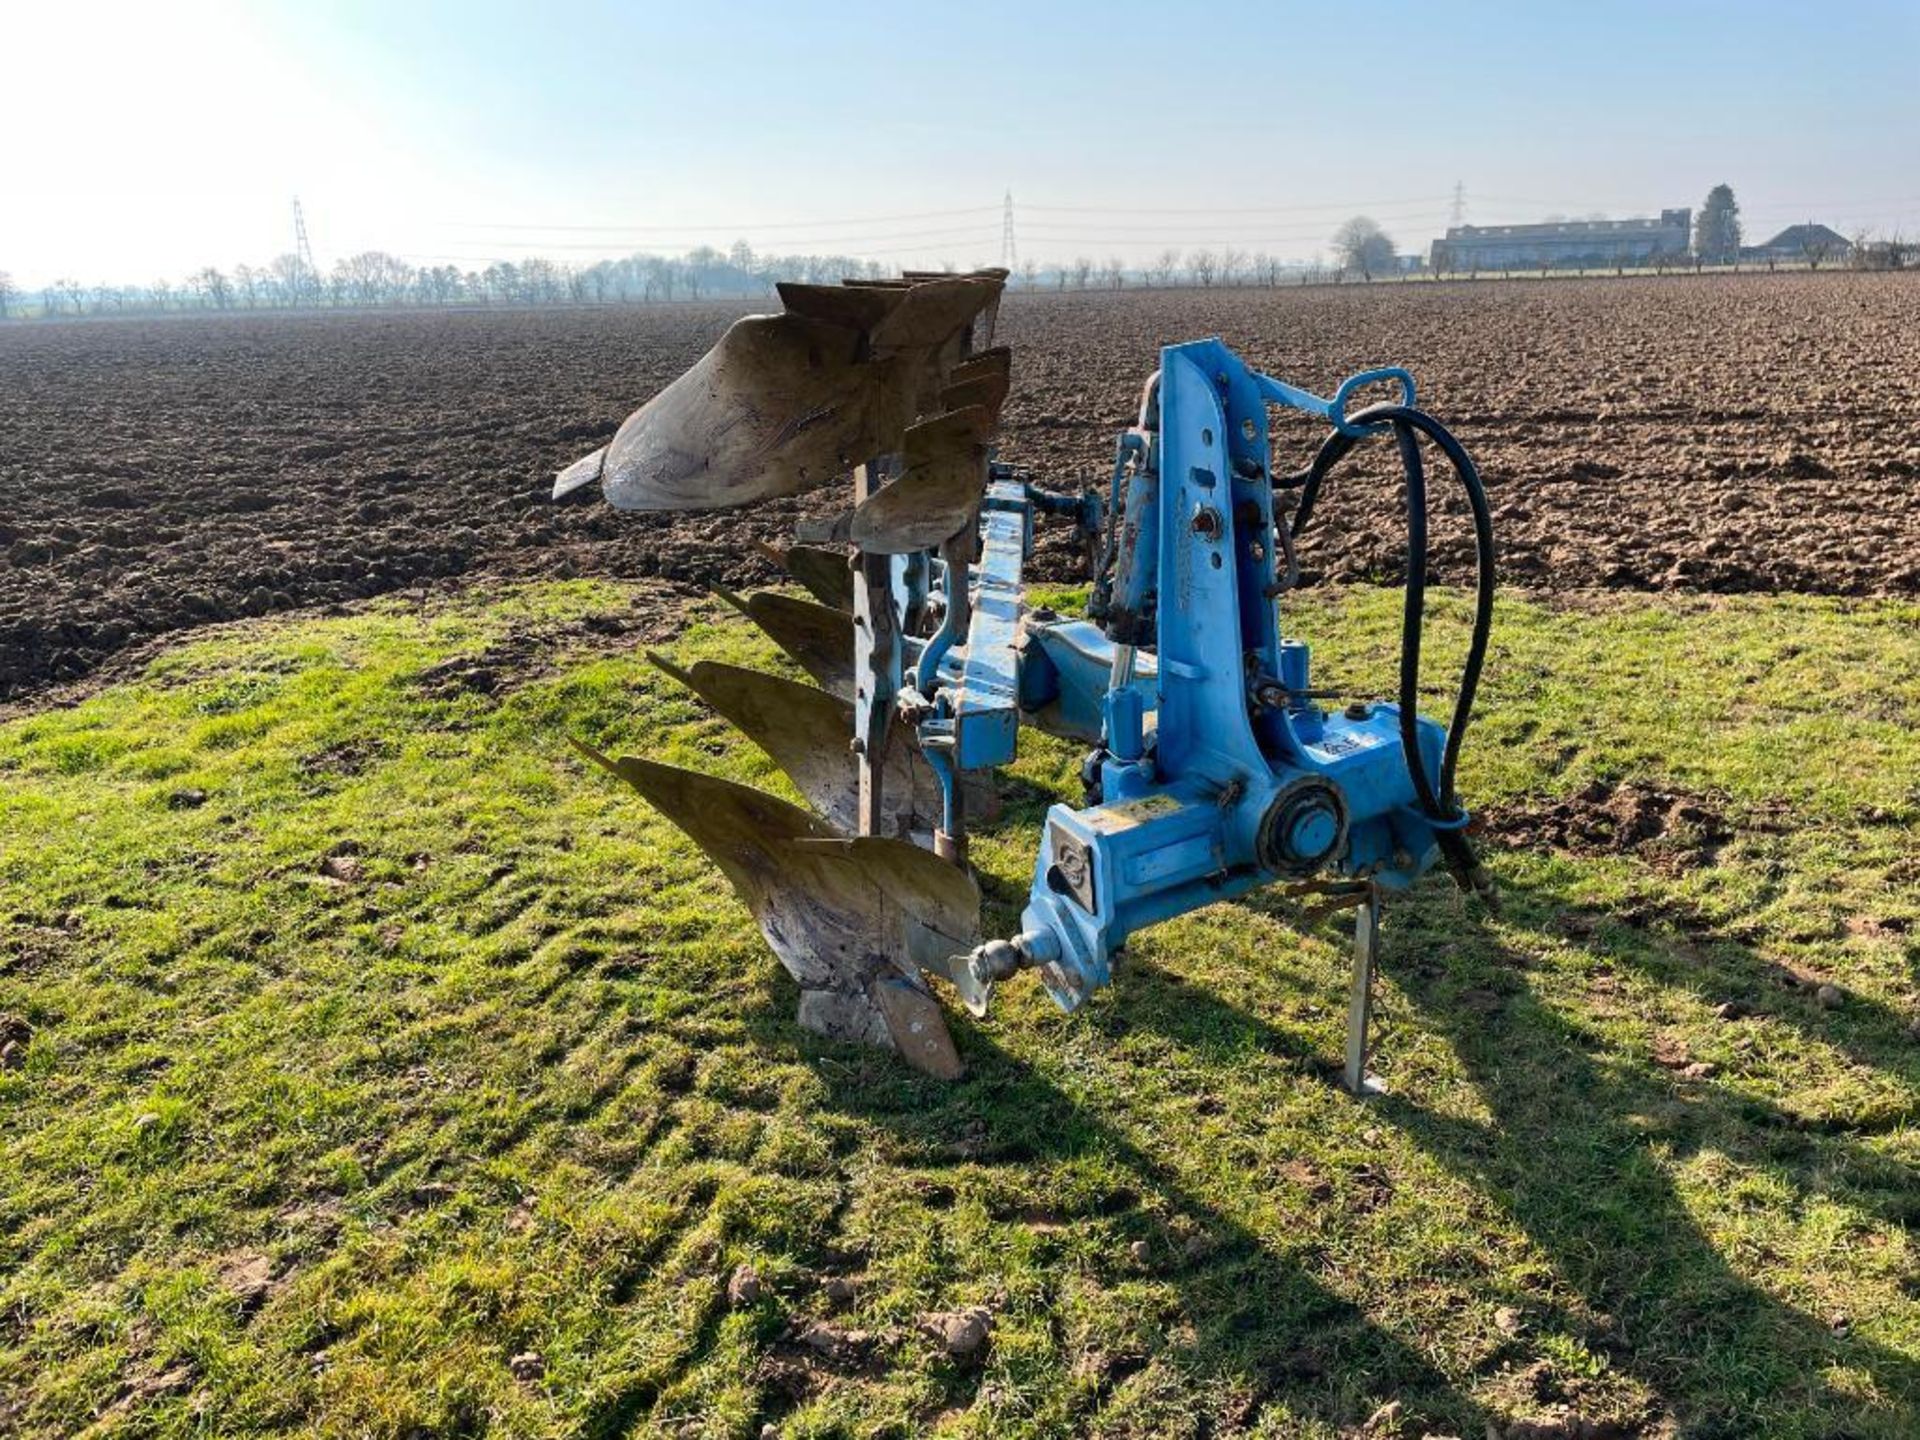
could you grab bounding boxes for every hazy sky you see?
[4,0,1916,287]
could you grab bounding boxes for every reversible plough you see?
[554,269,1497,1090]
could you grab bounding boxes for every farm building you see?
[1430,209,1692,270]
[1742,223,1852,264]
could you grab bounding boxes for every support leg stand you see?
[1344,889,1385,1096]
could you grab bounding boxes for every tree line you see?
[0,243,905,320]
[0,218,1409,320]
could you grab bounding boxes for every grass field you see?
[2,580,1917,1438]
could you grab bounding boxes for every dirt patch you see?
[6,272,1920,703]
[416,589,698,701]
[1483,780,1733,865]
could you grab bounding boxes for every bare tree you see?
[0,271,14,319]
[640,257,675,302]
[1850,229,1912,271]
[268,253,308,306]
[1102,256,1125,289]
[1218,247,1245,287]
[1149,249,1180,287]
[232,263,263,308]
[190,267,232,309]
[482,261,519,303]
[1018,258,1038,289]
[336,254,377,305]
[1331,217,1396,280]
[522,256,565,303]
[1188,248,1218,287]
[1070,256,1093,290]
[333,252,414,306]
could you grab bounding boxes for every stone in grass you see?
[821,1275,855,1307]
[318,853,363,883]
[1364,1399,1403,1432]
[793,1320,872,1366]
[1494,1305,1525,1336]
[0,1012,30,1071]
[1815,983,1844,1010]
[508,1351,546,1382]
[920,1306,993,1360]
[217,1253,276,1315]
[727,1265,762,1308]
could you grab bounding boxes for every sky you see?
[2,0,1917,288]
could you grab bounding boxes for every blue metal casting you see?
[908,341,1465,1016]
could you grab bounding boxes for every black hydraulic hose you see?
[1285,403,1498,904]
[1393,418,1441,820]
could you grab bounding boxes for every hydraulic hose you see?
[1281,404,1498,905]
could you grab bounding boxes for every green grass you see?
[1,579,1916,1438]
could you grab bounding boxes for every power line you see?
[1475,191,1920,216]
[434,205,1001,235]
[408,231,1005,267]
[423,226,1004,256]
[1022,195,1452,216]
[1017,217,1450,244]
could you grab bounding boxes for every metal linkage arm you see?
[1255,366,1416,438]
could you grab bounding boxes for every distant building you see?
[1742,224,1852,264]
[1431,209,1692,270]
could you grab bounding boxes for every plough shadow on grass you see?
[1133,864,1920,1438]
[792,1021,1499,1437]
[709,813,1488,1434]
[595,773,1914,1434]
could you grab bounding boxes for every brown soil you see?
[4,271,1918,701]
[1483,779,1734,864]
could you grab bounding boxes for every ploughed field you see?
[4,272,1919,701]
